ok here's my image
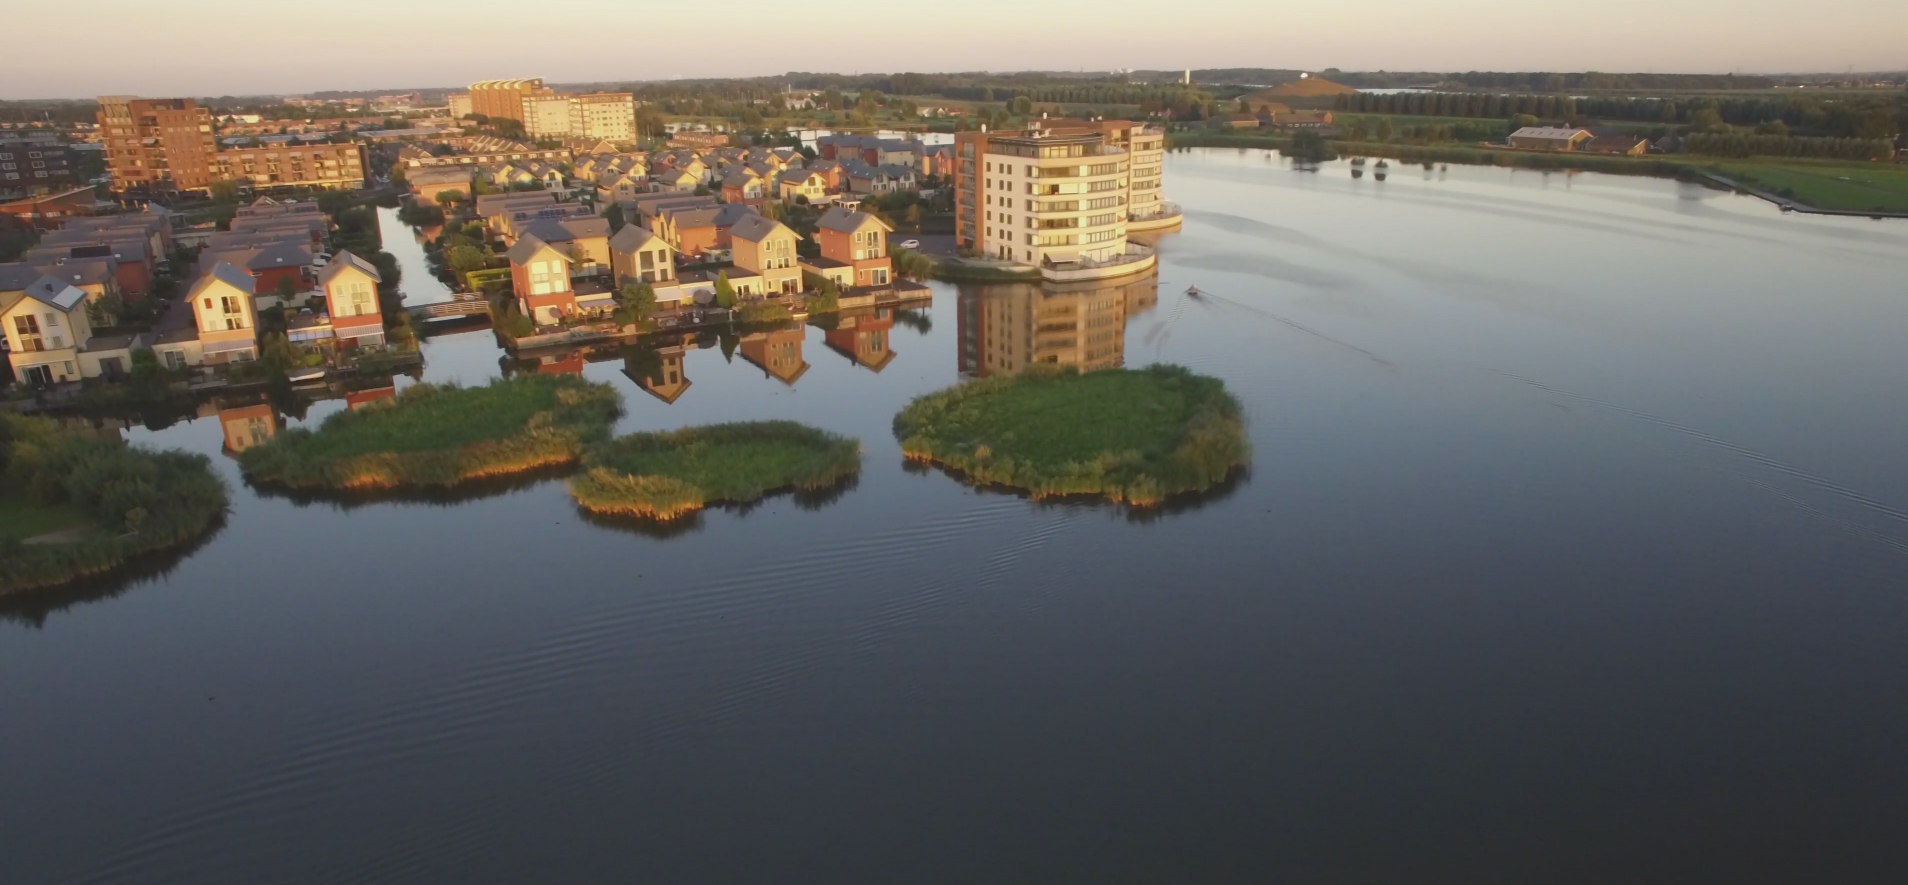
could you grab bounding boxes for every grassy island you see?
[1,415,228,594]
[238,375,622,491]
[893,365,1249,506]
[568,421,860,521]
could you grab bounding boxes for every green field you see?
[893,365,1249,506]
[570,421,860,520]
[1703,159,1908,213]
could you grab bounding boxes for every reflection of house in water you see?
[957,272,1159,376]
[738,322,809,386]
[215,400,280,454]
[344,386,397,410]
[533,350,586,377]
[623,336,693,404]
[822,308,896,373]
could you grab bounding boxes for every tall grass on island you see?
[238,375,622,491]
[568,421,861,521]
[893,365,1249,506]
[1,414,228,594]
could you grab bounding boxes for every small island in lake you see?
[237,375,621,491]
[1,415,228,594]
[893,365,1249,506]
[568,421,860,521]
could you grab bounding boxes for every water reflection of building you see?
[822,308,895,373]
[215,400,279,454]
[957,272,1159,377]
[344,386,397,410]
[623,336,693,404]
[738,322,809,386]
[533,350,587,377]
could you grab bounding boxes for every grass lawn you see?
[893,365,1249,506]
[0,488,95,542]
[570,421,860,520]
[1704,159,1908,213]
[238,375,622,490]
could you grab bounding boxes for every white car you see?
[899,239,921,249]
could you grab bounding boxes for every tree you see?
[435,189,465,207]
[274,276,298,305]
[615,282,656,327]
[1286,130,1337,163]
[1011,95,1033,116]
[446,245,488,277]
[714,271,737,309]
[1375,118,1394,142]
[208,179,241,202]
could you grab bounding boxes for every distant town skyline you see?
[6,0,1907,99]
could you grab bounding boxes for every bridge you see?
[406,296,493,322]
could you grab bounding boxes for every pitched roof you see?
[19,275,87,311]
[712,203,757,227]
[1511,127,1591,140]
[663,206,723,229]
[728,213,790,244]
[188,262,257,300]
[0,262,47,291]
[817,206,892,234]
[246,241,313,271]
[520,216,610,243]
[318,250,383,285]
[608,224,673,254]
[505,234,570,265]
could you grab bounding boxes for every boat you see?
[287,367,329,385]
[1186,285,1202,298]
[1375,160,1390,169]
[1350,157,1367,166]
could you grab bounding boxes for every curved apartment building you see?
[468,79,549,122]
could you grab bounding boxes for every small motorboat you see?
[1350,157,1367,166]
[287,367,328,385]
[1186,285,1202,298]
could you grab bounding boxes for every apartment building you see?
[0,139,78,195]
[448,93,474,120]
[97,96,218,192]
[210,143,367,190]
[469,79,550,122]
[953,126,1132,267]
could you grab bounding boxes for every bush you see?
[737,301,792,324]
[569,421,860,520]
[893,365,1249,506]
[1,415,228,594]
[237,375,622,491]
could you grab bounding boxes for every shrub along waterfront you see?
[893,365,1249,506]
[569,421,861,521]
[238,375,622,491]
[1,415,228,594]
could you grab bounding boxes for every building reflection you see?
[622,334,693,404]
[957,271,1159,377]
[822,307,896,373]
[209,398,280,455]
[738,321,809,386]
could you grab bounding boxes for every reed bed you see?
[238,375,622,491]
[569,421,860,520]
[892,364,1249,506]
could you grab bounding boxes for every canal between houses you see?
[6,150,1908,883]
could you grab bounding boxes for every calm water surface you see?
[6,150,1908,884]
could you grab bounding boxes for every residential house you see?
[4,276,97,386]
[1584,134,1649,156]
[720,170,766,205]
[729,214,802,295]
[518,216,612,278]
[319,251,386,347]
[595,171,650,204]
[711,203,757,249]
[1270,111,1334,129]
[506,234,576,327]
[1509,127,1593,151]
[187,262,262,364]
[778,169,828,205]
[607,224,685,307]
[26,233,155,298]
[811,206,893,288]
[654,204,723,258]
[407,167,474,205]
[651,167,699,193]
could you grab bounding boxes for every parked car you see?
[899,239,921,249]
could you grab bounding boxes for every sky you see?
[7,0,1906,99]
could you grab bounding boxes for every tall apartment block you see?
[954,118,1173,268]
[467,79,635,142]
[97,96,218,192]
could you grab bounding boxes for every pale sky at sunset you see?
[8,0,1905,99]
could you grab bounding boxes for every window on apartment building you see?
[221,296,244,315]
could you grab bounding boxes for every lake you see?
[6,149,1907,883]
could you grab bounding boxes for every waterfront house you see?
[319,251,385,347]
[518,216,613,279]
[3,276,94,386]
[778,170,828,205]
[608,224,679,286]
[811,206,893,288]
[407,167,473,205]
[187,262,261,364]
[506,235,576,327]
[729,214,802,296]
